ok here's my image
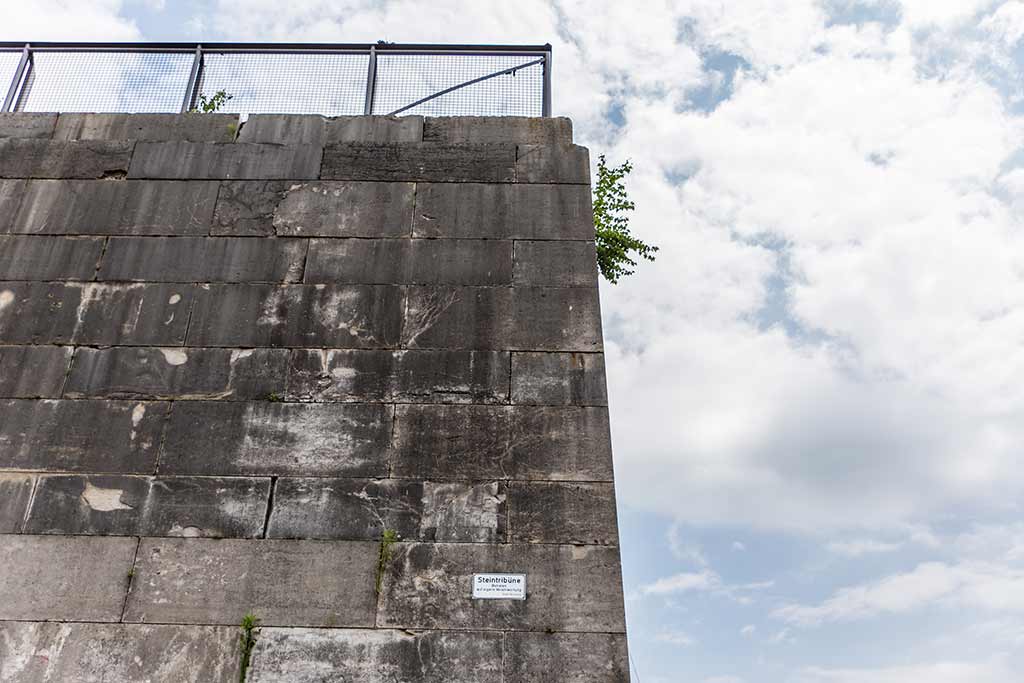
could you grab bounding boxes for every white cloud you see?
[794,657,1015,683]
[0,1,140,40]
[642,570,720,595]
[826,539,903,557]
[703,676,744,683]
[656,629,696,646]
[740,624,757,636]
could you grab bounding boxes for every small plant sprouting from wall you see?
[376,529,399,595]
[238,612,261,683]
[192,89,233,113]
[593,154,658,284]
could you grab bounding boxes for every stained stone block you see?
[0,113,57,139]
[516,144,590,184]
[0,235,105,280]
[128,141,322,179]
[24,475,270,538]
[503,632,630,683]
[0,399,167,473]
[412,183,592,240]
[0,179,26,231]
[0,535,137,621]
[322,143,516,182]
[509,482,619,545]
[11,179,218,236]
[287,349,510,404]
[510,407,615,481]
[0,282,193,345]
[325,116,424,143]
[423,116,572,145]
[65,347,289,400]
[0,345,73,397]
[98,237,307,283]
[0,139,133,179]
[513,240,599,286]
[0,622,238,683]
[0,473,33,532]
[275,181,415,237]
[211,180,288,236]
[402,286,603,351]
[304,238,513,285]
[392,405,512,480]
[186,284,404,348]
[54,113,239,142]
[160,402,392,477]
[125,538,379,627]
[378,542,627,632]
[420,481,507,542]
[238,114,326,144]
[512,352,608,405]
[247,628,502,683]
[267,478,422,540]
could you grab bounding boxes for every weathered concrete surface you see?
[0,113,57,139]
[125,538,378,627]
[510,407,615,481]
[186,284,404,348]
[10,179,218,235]
[0,535,137,621]
[304,238,513,285]
[379,542,627,632]
[247,628,502,683]
[287,349,510,403]
[516,143,591,184]
[322,143,516,182]
[0,399,166,473]
[0,139,133,179]
[504,632,630,683]
[65,347,289,400]
[0,345,73,397]
[24,475,270,538]
[514,240,599,286]
[423,116,573,145]
[53,113,239,142]
[392,405,511,480]
[419,481,507,542]
[99,237,307,283]
[512,352,608,405]
[0,473,33,532]
[0,235,104,280]
[267,478,422,540]
[129,141,322,179]
[412,183,592,240]
[0,179,26,231]
[509,482,619,545]
[0,621,238,683]
[160,401,392,477]
[239,115,423,145]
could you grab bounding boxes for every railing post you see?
[363,46,378,116]
[3,43,31,113]
[180,44,203,113]
[542,47,552,117]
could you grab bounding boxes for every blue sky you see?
[8,2,1024,682]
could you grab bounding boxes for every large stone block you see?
[304,238,512,285]
[0,535,136,621]
[160,402,392,477]
[322,143,516,182]
[0,622,238,683]
[0,139,133,179]
[513,240,599,286]
[128,141,322,180]
[247,628,502,683]
[512,352,608,405]
[287,349,509,403]
[54,113,239,142]
[0,399,167,473]
[98,236,307,283]
[402,286,603,351]
[238,114,327,144]
[392,405,511,480]
[65,347,289,400]
[412,183,592,240]
[419,481,507,543]
[503,632,630,683]
[11,179,218,236]
[0,179,26,231]
[325,116,423,144]
[378,542,627,632]
[24,474,270,538]
[0,113,57,139]
[0,473,33,532]
[516,144,590,184]
[0,235,104,280]
[186,284,404,348]
[0,282,193,345]
[509,482,619,545]
[510,407,615,481]
[423,116,572,145]
[125,538,378,627]
[0,345,73,397]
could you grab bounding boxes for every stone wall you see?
[0,112,629,682]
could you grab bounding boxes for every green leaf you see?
[593,154,658,283]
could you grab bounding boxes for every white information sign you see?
[472,573,527,600]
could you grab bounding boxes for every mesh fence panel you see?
[197,52,368,116]
[15,51,193,112]
[0,51,22,101]
[373,53,544,117]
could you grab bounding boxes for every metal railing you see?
[0,42,552,118]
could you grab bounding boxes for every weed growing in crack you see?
[376,529,399,595]
[238,612,261,682]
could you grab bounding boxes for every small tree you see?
[191,90,233,113]
[593,154,658,283]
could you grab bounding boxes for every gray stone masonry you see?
[0,112,629,681]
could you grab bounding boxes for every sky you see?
[5,1,1024,681]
